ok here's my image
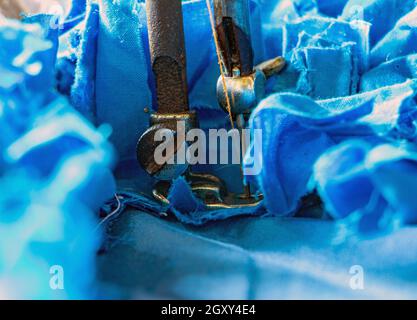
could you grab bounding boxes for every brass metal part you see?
[256,56,287,79]
[153,172,263,209]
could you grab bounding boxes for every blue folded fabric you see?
[342,0,416,47]
[70,2,99,121]
[167,177,265,225]
[243,0,417,235]
[257,0,319,59]
[370,6,417,68]
[361,54,417,92]
[278,16,370,99]
[68,0,87,19]
[0,17,115,299]
[246,94,335,216]
[314,141,417,235]
[0,20,56,153]
[247,79,417,221]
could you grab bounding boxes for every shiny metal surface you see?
[216,69,266,116]
[153,172,264,209]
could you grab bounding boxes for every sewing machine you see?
[136,0,285,209]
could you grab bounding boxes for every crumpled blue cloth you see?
[245,0,417,234]
[277,16,370,99]
[370,5,417,68]
[0,16,115,299]
[314,141,417,235]
[166,177,265,225]
[342,0,416,47]
[247,79,417,217]
[360,54,417,92]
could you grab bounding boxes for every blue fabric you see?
[0,16,115,299]
[248,80,417,225]
[99,210,417,299]
[314,141,417,235]
[342,0,416,47]
[167,177,265,225]
[70,2,99,121]
[94,0,152,164]
[370,6,417,68]
[68,0,87,19]
[360,54,417,92]
[247,94,335,216]
[278,16,370,99]
[244,1,417,235]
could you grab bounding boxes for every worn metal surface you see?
[136,124,179,178]
[137,0,193,179]
[214,0,254,77]
[146,0,189,113]
[136,113,196,179]
[256,56,287,79]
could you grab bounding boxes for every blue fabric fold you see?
[168,177,265,225]
[342,0,416,47]
[244,0,417,234]
[361,54,417,92]
[370,6,417,68]
[70,2,99,121]
[277,16,370,99]
[0,15,115,299]
[249,103,334,216]
[94,0,152,164]
[314,141,417,235]
[247,78,417,217]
